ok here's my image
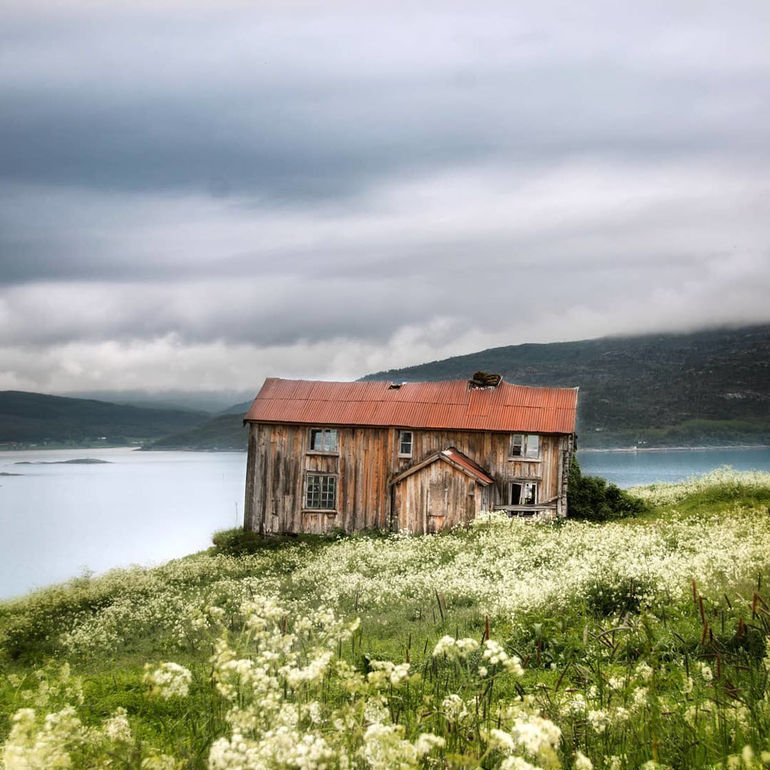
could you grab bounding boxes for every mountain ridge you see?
[0,391,208,447]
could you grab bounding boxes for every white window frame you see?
[304,473,337,510]
[308,427,338,454]
[509,480,538,506]
[509,433,540,459]
[398,430,413,458]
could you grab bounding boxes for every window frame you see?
[304,472,338,511]
[307,427,339,454]
[509,433,540,459]
[509,480,538,506]
[398,430,413,458]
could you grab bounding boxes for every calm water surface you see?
[578,446,770,488]
[2,445,770,600]
[0,448,245,600]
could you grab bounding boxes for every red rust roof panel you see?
[244,378,578,433]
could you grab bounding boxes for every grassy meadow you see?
[1,468,770,769]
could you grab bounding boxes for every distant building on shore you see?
[242,373,578,535]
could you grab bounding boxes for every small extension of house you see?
[242,373,578,535]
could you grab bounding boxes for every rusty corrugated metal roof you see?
[244,377,578,433]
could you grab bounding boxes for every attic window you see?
[309,428,338,453]
[388,382,403,389]
[398,430,413,457]
[510,433,539,458]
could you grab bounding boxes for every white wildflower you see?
[587,709,610,734]
[143,662,192,699]
[500,758,540,770]
[575,750,594,770]
[697,661,713,682]
[483,639,509,665]
[635,662,653,682]
[432,635,479,660]
[413,733,445,756]
[102,707,132,743]
[441,694,469,723]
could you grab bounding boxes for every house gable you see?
[390,447,494,487]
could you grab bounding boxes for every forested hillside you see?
[364,325,770,447]
[0,391,207,447]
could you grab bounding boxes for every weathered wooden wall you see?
[394,464,487,534]
[243,423,572,534]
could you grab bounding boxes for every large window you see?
[510,481,538,506]
[398,430,413,457]
[510,433,539,458]
[309,428,338,453]
[305,474,337,510]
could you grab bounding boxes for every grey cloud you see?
[2,0,770,392]
[2,1,769,206]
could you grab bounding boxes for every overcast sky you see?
[1,0,769,394]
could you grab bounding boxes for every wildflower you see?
[143,662,192,698]
[697,661,713,682]
[285,651,333,688]
[432,635,479,660]
[500,758,540,770]
[360,723,418,769]
[612,707,630,724]
[413,733,445,756]
[441,694,469,723]
[483,639,509,665]
[635,662,653,682]
[630,687,648,711]
[488,728,516,752]
[510,715,561,756]
[575,750,594,770]
[3,706,86,769]
[102,707,132,743]
[587,709,610,734]
[367,660,410,687]
[566,693,587,714]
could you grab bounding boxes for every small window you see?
[309,428,338,453]
[510,433,539,458]
[510,481,538,506]
[398,430,413,457]
[305,474,337,510]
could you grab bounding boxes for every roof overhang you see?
[390,447,494,487]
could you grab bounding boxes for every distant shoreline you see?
[579,444,770,454]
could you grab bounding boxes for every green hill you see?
[0,391,208,447]
[145,414,247,451]
[363,324,770,448]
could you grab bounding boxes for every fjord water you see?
[0,448,245,600]
[2,445,770,600]
[578,446,770,488]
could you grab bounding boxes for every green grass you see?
[2,471,770,768]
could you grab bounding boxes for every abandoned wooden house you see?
[242,374,578,535]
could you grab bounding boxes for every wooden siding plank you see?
[247,424,572,533]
